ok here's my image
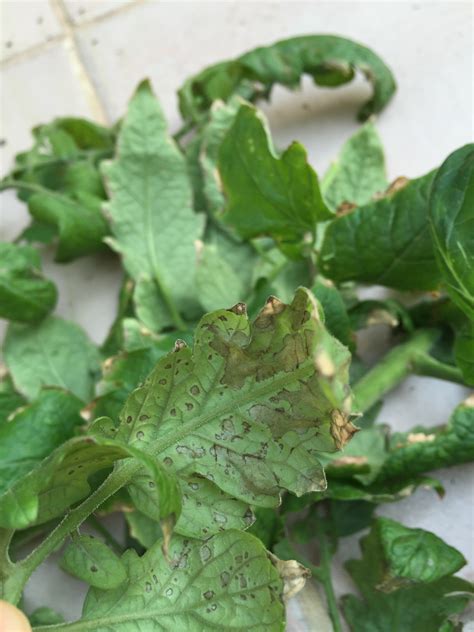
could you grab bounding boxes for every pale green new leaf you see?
[0,243,57,323]
[58,531,287,631]
[102,80,205,330]
[61,535,127,589]
[112,288,355,537]
[322,122,387,210]
[218,103,332,252]
[178,34,396,124]
[4,316,101,402]
[319,170,439,290]
[429,143,474,321]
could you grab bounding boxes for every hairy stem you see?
[352,329,444,413]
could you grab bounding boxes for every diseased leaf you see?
[65,531,287,631]
[342,518,473,632]
[248,245,313,316]
[61,535,127,589]
[111,288,354,537]
[429,144,474,320]
[0,388,84,494]
[322,122,387,210]
[178,34,396,124]
[319,170,439,290]
[4,316,101,402]
[0,243,57,323]
[127,477,254,543]
[102,80,205,331]
[218,103,331,253]
[93,346,171,421]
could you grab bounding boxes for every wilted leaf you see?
[178,34,396,124]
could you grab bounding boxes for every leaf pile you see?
[0,32,472,632]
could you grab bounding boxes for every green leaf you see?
[0,437,127,529]
[102,80,205,331]
[125,510,162,550]
[196,228,257,312]
[93,341,177,421]
[342,518,473,632]
[454,320,474,385]
[0,427,181,532]
[0,376,25,425]
[319,170,439,290]
[64,531,287,631]
[378,400,474,481]
[0,243,57,323]
[312,278,354,350]
[61,535,127,589]
[27,187,109,262]
[429,144,474,320]
[324,426,387,486]
[218,103,331,252]
[348,298,413,332]
[29,607,64,626]
[186,97,243,218]
[178,34,396,124]
[0,388,84,494]
[322,122,387,210]
[247,507,284,550]
[4,316,101,402]
[113,288,355,537]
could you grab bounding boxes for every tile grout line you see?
[0,0,145,70]
[49,0,109,125]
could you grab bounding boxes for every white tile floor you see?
[1,1,473,629]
